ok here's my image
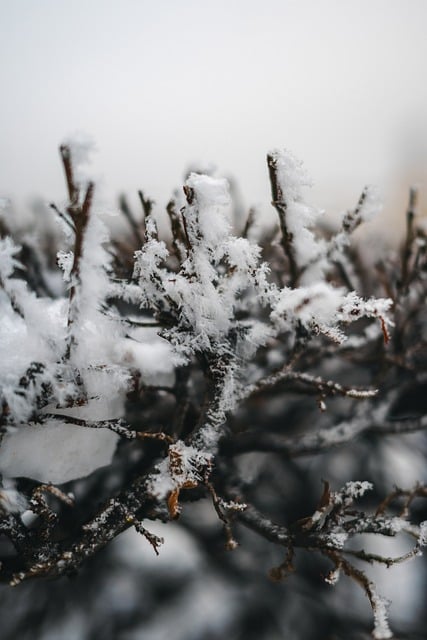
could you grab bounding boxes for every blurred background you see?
[1,0,427,239]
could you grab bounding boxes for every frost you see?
[0,148,395,486]
[353,185,383,222]
[148,441,212,501]
[184,172,232,246]
[268,148,322,267]
[325,566,341,585]
[334,185,383,251]
[271,282,347,335]
[129,159,394,457]
[388,517,410,534]
[57,250,74,282]
[327,531,348,549]
[0,165,130,483]
[0,236,22,279]
[0,480,28,514]
[133,173,273,367]
[338,292,393,324]
[371,592,393,640]
[340,480,373,501]
[1,143,427,640]
[270,283,391,344]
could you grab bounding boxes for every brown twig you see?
[119,194,145,247]
[267,153,299,286]
[44,413,174,444]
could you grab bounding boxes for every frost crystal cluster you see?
[1,145,427,639]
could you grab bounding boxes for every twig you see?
[400,186,418,293]
[119,194,145,247]
[267,153,299,286]
[245,368,378,401]
[43,413,174,444]
[138,190,154,218]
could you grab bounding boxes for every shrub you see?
[1,144,426,639]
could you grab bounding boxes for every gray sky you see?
[1,0,427,228]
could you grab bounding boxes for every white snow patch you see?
[0,480,28,514]
[0,420,118,484]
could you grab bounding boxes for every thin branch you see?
[267,153,299,286]
[400,186,418,293]
[119,194,145,247]
[244,368,378,401]
[43,413,174,444]
[242,207,256,239]
[138,190,154,218]
[49,203,75,232]
[59,144,79,208]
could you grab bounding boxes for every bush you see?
[1,144,426,639]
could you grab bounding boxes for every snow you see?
[0,479,28,514]
[116,332,175,387]
[57,250,74,282]
[327,531,348,549]
[0,420,118,484]
[148,441,212,501]
[184,172,231,247]
[339,480,373,501]
[0,193,130,484]
[270,282,392,344]
[61,132,96,185]
[271,282,347,332]
[0,290,67,423]
[0,212,131,483]
[129,156,395,458]
[267,148,324,278]
[0,236,21,278]
[334,185,383,251]
[371,591,393,640]
[0,148,400,506]
[1,143,426,640]
[133,173,272,366]
[325,566,341,586]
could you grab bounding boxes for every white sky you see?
[1,0,427,228]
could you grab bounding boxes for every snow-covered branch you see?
[1,145,427,638]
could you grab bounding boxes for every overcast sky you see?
[1,0,427,228]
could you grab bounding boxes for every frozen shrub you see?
[1,146,426,639]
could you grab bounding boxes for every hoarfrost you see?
[57,250,74,282]
[0,196,130,483]
[133,173,273,364]
[327,531,348,549]
[0,480,28,514]
[325,566,341,586]
[148,441,212,501]
[268,148,322,268]
[334,185,383,251]
[371,591,393,640]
